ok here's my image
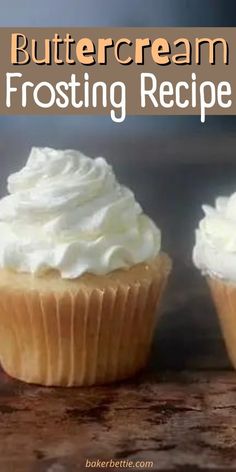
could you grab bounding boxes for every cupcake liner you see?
[0,254,171,386]
[207,276,236,369]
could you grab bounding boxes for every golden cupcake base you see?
[208,276,236,369]
[0,254,171,386]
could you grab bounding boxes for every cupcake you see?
[193,194,236,368]
[0,147,171,386]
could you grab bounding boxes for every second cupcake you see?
[193,193,236,368]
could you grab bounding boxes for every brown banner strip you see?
[0,28,235,122]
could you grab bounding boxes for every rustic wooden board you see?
[0,369,236,471]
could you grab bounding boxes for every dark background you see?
[0,0,236,370]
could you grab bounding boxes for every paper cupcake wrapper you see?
[0,254,171,386]
[208,276,236,369]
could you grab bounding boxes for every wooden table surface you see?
[0,368,236,472]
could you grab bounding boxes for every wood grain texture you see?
[0,369,236,471]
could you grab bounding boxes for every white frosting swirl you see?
[0,147,161,278]
[193,194,236,282]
